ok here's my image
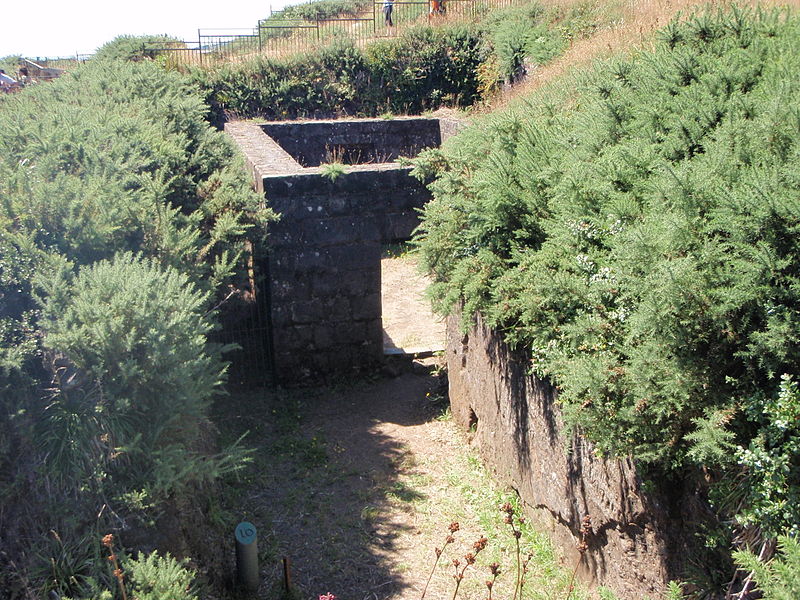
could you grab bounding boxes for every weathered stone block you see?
[326,243,380,271]
[327,296,352,322]
[290,300,325,324]
[352,292,381,321]
[313,325,335,350]
[384,211,423,242]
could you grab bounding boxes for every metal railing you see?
[22,0,515,70]
[152,0,515,66]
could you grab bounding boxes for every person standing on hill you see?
[383,0,394,34]
[429,0,445,19]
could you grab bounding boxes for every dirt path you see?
[220,361,580,600]
[382,254,445,355]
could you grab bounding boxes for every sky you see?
[2,0,297,58]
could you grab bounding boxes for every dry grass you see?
[486,0,800,111]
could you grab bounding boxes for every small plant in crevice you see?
[320,161,348,182]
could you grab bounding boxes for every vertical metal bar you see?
[283,557,292,594]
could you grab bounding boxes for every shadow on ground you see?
[213,365,447,600]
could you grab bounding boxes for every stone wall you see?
[446,313,691,599]
[225,118,454,382]
[264,167,429,380]
[261,118,443,167]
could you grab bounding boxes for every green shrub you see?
[0,59,269,282]
[39,254,232,499]
[415,5,800,474]
[481,2,564,81]
[196,25,485,123]
[0,53,270,595]
[64,550,198,600]
[413,9,800,589]
[94,35,183,62]
[735,375,800,538]
[126,551,198,600]
[194,0,616,123]
[275,0,370,20]
[734,536,800,600]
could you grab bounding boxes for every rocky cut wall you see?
[446,312,694,599]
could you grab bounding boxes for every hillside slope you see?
[414,4,800,594]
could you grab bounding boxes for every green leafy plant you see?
[320,161,348,182]
[63,536,198,600]
[125,550,198,600]
[736,375,800,538]
[413,7,800,591]
[39,253,243,502]
[415,5,800,471]
[734,536,800,600]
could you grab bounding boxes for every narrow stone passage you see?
[221,362,580,600]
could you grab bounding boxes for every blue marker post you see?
[235,521,259,592]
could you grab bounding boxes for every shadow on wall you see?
[445,311,703,598]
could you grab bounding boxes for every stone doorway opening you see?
[225,116,460,383]
[381,245,444,356]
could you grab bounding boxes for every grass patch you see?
[382,241,417,259]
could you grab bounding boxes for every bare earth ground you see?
[382,255,445,355]
[212,248,583,600]
[218,365,579,600]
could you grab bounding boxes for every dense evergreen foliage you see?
[734,536,800,599]
[414,4,800,537]
[194,1,611,124]
[0,57,271,596]
[93,35,183,62]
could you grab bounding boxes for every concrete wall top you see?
[225,117,464,180]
